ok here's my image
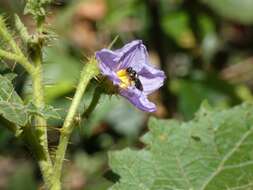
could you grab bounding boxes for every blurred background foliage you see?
[1,0,253,189]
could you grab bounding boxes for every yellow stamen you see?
[116,69,131,89]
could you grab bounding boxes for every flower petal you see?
[96,50,121,85]
[115,40,142,54]
[96,49,120,71]
[139,67,166,95]
[120,87,157,112]
[118,41,147,71]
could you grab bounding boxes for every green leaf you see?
[0,74,60,127]
[202,0,253,24]
[0,75,23,104]
[26,102,61,120]
[0,102,28,126]
[109,103,253,190]
[0,74,28,126]
[40,105,61,120]
[14,14,30,43]
[24,0,51,18]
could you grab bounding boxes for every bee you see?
[126,67,143,91]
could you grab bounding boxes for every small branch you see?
[82,87,102,119]
[0,16,35,75]
[52,58,99,189]
[0,48,35,74]
[0,16,23,55]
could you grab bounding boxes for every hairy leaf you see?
[24,0,52,18]
[0,75,60,127]
[109,103,253,190]
[26,102,61,120]
[0,75,28,126]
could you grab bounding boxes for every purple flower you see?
[95,40,166,112]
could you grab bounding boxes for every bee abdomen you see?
[134,78,143,91]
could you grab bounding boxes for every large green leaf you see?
[109,103,253,190]
[202,0,253,24]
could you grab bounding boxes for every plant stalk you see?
[52,59,99,189]
[82,87,102,118]
[0,49,35,75]
[0,17,35,75]
[30,43,53,188]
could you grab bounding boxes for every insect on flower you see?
[126,67,143,91]
[96,40,166,112]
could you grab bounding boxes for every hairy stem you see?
[0,17,21,54]
[31,66,49,150]
[23,126,53,189]
[0,49,35,74]
[52,59,99,189]
[0,17,35,74]
[30,44,53,188]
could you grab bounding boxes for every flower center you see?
[116,69,132,89]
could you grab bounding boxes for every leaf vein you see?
[200,127,253,190]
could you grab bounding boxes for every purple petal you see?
[115,40,142,55]
[120,87,157,112]
[96,49,120,71]
[96,50,121,85]
[139,67,166,95]
[118,42,147,71]
[96,40,147,72]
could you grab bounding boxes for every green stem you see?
[23,126,53,189]
[0,49,35,74]
[52,59,99,189]
[82,87,102,118]
[0,16,35,75]
[0,17,20,54]
[30,45,53,188]
[31,66,48,149]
